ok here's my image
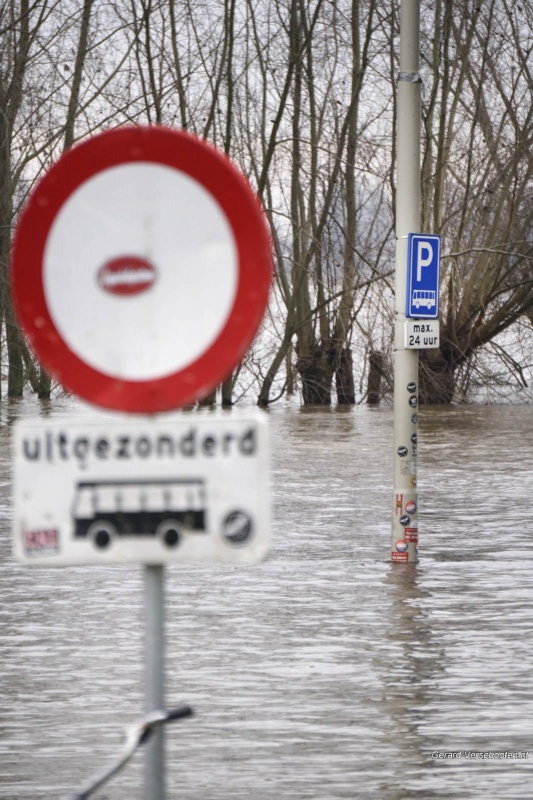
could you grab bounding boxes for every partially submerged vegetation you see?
[1,0,532,406]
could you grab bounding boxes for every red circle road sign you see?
[11,126,272,413]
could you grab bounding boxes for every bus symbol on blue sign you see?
[406,233,441,319]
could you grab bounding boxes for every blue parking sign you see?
[406,233,441,319]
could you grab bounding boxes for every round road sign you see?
[11,126,272,412]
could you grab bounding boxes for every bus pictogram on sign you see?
[72,478,207,549]
[412,289,436,311]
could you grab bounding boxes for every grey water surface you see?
[1,400,532,799]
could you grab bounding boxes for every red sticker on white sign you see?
[97,256,157,296]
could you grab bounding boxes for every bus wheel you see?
[156,521,181,548]
[87,521,116,549]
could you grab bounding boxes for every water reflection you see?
[1,401,532,799]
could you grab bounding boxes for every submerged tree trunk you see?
[296,340,334,405]
[285,347,295,397]
[37,369,52,400]
[336,347,355,404]
[221,374,234,407]
[5,310,24,398]
[366,350,385,405]
[418,347,456,404]
[198,389,217,407]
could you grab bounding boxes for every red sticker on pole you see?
[11,126,272,413]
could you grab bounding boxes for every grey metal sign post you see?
[144,565,166,800]
[391,0,421,564]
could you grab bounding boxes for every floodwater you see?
[1,400,532,799]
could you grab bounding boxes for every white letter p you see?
[417,242,433,282]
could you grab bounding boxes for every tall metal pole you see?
[144,564,166,799]
[391,0,421,564]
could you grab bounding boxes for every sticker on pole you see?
[10,126,272,413]
[13,412,269,566]
[406,233,441,319]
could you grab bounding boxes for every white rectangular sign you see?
[13,412,269,566]
[404,319,440,350]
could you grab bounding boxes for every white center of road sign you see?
[44,163,237,381]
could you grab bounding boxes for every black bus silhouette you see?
[72,479,207,549]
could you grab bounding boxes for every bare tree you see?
[418,0,533,402]
[4,0,533,408]
[255,0,391,406]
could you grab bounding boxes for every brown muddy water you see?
[1,399,532,799]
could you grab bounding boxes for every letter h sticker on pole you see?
[406,233,441,319]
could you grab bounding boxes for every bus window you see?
[72,485,94,519]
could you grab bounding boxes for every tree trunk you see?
[6,314,25,398]
[336,347,355,405]
[285,347,295,397]
[419,348,455,404]
[198,389,216,407]
[257,331,293,408]
[221,374,233,407]
[37,368,52,400]
[296,340,334,405]
[366,350,385,405]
